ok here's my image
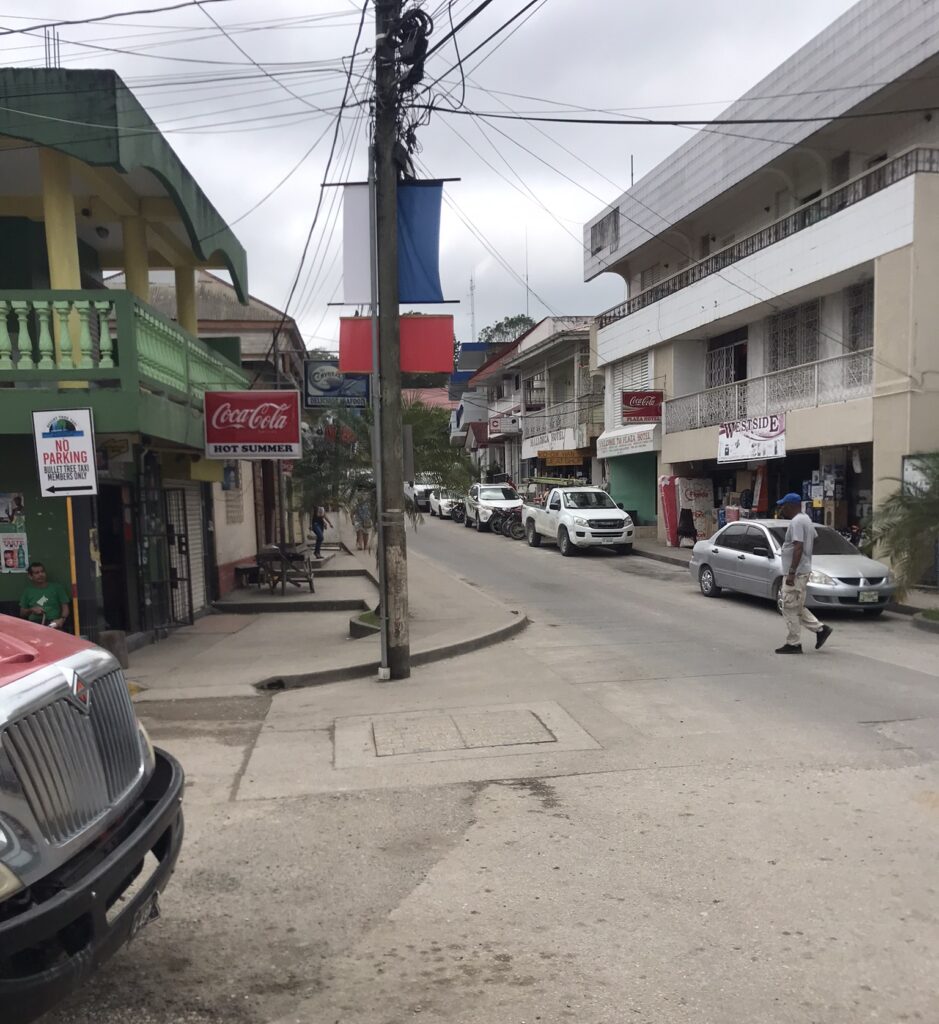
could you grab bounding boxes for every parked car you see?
[689,519,895,615]
[524,486,634,555]
[463,483,523,532]
[0,615,185,1023]
[404,476,435,512]
[429,488,460,519]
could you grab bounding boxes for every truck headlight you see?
[574,517,588,527]
[809,570,836,586]
[0,862,22,903]
[0,827,22,903]
[139,722,156,770]
[622,515,633,527]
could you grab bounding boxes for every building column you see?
[122,216,150,300]
[174,265,198,335]
[39,148,82,365]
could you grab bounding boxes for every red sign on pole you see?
[338,314,454,373]
[204,390,301,459]
[621,390,663,423]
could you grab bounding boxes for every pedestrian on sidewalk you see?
[775,493,833,655]
[351,495,372,551]
[311,504,332,559]
[19,561,70,629]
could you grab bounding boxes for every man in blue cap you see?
[775,493,833,654]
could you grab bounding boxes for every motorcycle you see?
[488,510,506,535]
[502,506,526,541]
[451,502,465,524]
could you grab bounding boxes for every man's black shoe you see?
[815,625,833,650]
[775,643,803,654]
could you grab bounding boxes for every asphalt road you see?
[43,515,939,1024]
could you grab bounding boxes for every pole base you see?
[377,666,392,681]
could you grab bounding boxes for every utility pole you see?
[373,0,410,678]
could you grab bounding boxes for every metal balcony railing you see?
[0,289,247,402]
[664,349,873,433]
[597,147,939,330]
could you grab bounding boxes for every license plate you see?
[130,892,161,940]
[858,590,879,604]
[601,538,615,545]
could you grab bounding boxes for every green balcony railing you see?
[0,289,248,403]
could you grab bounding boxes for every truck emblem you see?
[66,670,91,711]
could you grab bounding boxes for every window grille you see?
[844,280,873,352]
[767,300,820,372]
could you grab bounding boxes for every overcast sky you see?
[0,0,860,349]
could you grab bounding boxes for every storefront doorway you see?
[164,487,194,627]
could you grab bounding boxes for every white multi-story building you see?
[586,0,939,541]
[465,318,603,485]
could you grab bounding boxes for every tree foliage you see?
[477,314,534,346]
[869,452,939,595]
[291,399,475,527]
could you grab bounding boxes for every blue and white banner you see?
[342,180,445,305]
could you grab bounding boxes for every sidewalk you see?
[128,526,527,701]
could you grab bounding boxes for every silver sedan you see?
[689,519,895,616]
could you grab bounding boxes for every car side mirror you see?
[752,545,772,558]
[617,502,625,510]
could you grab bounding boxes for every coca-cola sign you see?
[621,390,663,423]
[204,390,301,460]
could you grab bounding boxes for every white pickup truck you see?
[523,486,634,556]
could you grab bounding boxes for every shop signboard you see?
[31,408,99,497]
[717,414,786,464]
[597,424,661,458]
[304,359,369,409]
[540,448,592,467]
[622,390,663,423]
[204,390,302,459]
[521,426,577,460]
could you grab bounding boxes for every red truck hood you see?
[0,613,99,687]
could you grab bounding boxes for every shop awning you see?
[596,423,661,458]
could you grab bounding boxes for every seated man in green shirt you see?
[19,561,71,629]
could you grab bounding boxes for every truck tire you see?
[526,520,542,547]
[558,526,576,557]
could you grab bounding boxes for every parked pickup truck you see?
[0,615,184,1024]
[524,486,634,556]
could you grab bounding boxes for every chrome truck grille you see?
[2,670,143,845]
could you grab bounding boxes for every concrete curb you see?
[214,597,369,614]
[632,547,691,569]
[253,609,529,691]
[912,612,939,634]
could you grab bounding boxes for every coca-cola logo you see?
[210,402,291,432]
[625,395,657,407]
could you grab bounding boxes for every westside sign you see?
[204,391,301,459]
[718,414,786,463]
[622,391,663,423]
[32,409,99,497]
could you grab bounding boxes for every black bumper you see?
[0,749,184,1024]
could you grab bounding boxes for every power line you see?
[0,0,234,38]
[250,0,370,386]
[423,0,496,59]
[418,104,939,127]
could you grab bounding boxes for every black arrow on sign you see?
[47,485,95,493]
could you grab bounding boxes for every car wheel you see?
[429,507,436,517]
[463,510,473,528]
[526,521,542,547]
[558,527,575,557]
[863,607,886,618]
[476,515,487,533]
[699,565,722,597]
[772,578,783,614]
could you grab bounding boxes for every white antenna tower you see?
[469,272,477,342]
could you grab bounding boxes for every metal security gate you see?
[181,481,207,614]
[164,488,194,626]
[137,453,172,634]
